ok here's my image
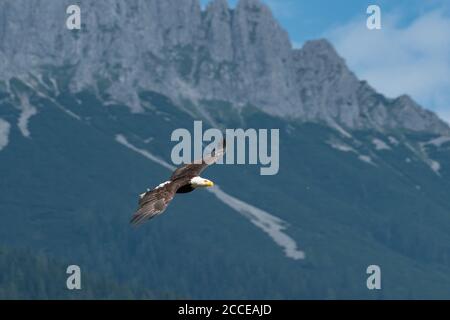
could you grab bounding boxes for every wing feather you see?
[170,138,226,180]
[131,181,179,225]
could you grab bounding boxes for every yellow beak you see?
[205,180,214,187]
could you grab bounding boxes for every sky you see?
[200,0,450,124]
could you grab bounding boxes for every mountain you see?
[1,0,448,134]
[1,0,450,299]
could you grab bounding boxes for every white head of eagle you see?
[190,176,214,188]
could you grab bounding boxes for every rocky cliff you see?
[0,0,448,134]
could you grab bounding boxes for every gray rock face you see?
[0,0,448,134]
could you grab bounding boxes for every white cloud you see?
[327,10,450,123]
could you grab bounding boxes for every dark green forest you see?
[0,246,163,299]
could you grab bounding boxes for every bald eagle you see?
[130,139,226,225]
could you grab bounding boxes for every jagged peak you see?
[1,0,448,136]
[395,94,416,106]
[236,0,273,17]
[295,38,353,78]
[232,0,290,50]
[205,0,229,11]
[204,0,231,20]
[301,39,337,55]
[300,39,348,68]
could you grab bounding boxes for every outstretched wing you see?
[131,182,179,225]
[170,138,226,180]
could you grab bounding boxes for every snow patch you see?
[425,136,450,148]
[372,138,391,151]
[116,134,305,260]
[36,74,51,91]
[328,140,376,166]
[328,141,354,153]
[143,137,154,144]
[388,136,399,146]
[115,134,174,171]
[18,94,38,138]
[209,186,305,260]
[0,118,11,151]
[430,160,441,174]
[23,78,81,121]
[415,142,442,175]
[358,155,375,165]
[329,122,352,138]
[49,77,60,96]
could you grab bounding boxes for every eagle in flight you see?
[131,139,226,225]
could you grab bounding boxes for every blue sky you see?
[201,0,450,123]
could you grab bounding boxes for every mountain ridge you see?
[0,0,448,135]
